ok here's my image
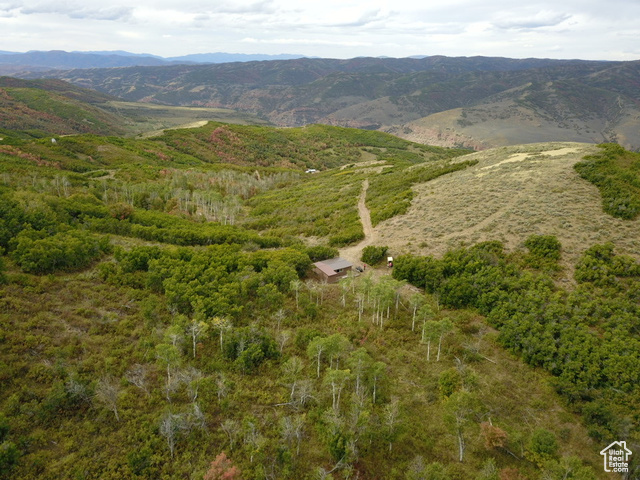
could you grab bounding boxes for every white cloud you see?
[492,10,571,30]
[0,0,638,60]
[242,37,372,47]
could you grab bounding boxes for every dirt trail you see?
[339,179,376,264]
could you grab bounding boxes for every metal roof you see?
[318,257,352,271]
[313,262,338,277]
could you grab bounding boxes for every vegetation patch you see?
[361,245,389,265]
[574,143,640,220]
[0,111,630,478]
[393,240,640,452]
[367,158,476,226]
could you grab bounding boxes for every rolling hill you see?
[0,77,128,137]
[371,142,640,273]
[0,77,269,139]
[16,55,640,150]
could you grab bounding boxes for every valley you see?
[15,56,640,151]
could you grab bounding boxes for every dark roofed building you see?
[312,257,352,283]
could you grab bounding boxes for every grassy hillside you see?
[1,121,639,479]
[0,79,127,138]
[373,142,640,274]
[244,142,470,245]
[0,77,270,140]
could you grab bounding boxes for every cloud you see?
[140,0,276,15]
[0,1,21,16]
[1,0,639,61]
[71,6,133,21]
[492,10,571,30]
[330,9,389,28]
[18,2,133,21]
[241,37,372,47]
[212,0,275,14]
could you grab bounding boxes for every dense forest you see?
[0,110,639,479]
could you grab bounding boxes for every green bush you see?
[524,235,561,261]
[527,428,558,465]
[523,234,562,270]
[574,242,640,285]
[574,144,640,220]
[223,327,279,373]
[304,245,339,262]
[10,228,110,274]
[328,227,364,247]
[0,249,6,285]
[361,245,388,265]
[0,441,19,478]
[0,415,8,443]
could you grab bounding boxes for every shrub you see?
[361,245,388,265]
[328,227,364,247]
[109,202,134,220]
[574,144,640,220]
[10,228,110,274]
[223,327,279,374]
[0,441,19,477]
[305,245,339,262]
[523,235,562,270]
[524,235,561,261]
[0,249,6,285]
[438,368,462,398]
[527,428,558,464]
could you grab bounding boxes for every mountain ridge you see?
[15,55,640,150]
[0,50,309,72]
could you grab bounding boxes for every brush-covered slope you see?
[374,142,640,272]
[389,69,640,150]
[19,56,640,149]
[0,123,619,480]
[0,121,450,173]
[0,77,270,139]
[0,77,127,137]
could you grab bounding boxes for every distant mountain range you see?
[6,54,640,150]
[0,50,306,72]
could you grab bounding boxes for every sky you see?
[1,0,639,61]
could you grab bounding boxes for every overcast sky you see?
[1,0,639,60]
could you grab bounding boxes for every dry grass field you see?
[374,142,640,277]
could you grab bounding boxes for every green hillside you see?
[0,78,127,138]
[0,77,270,140]
[0,119,638,479]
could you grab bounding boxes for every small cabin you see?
[312,257,352,284]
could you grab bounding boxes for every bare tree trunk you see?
[457,430,465,462]
[412,306,417,331]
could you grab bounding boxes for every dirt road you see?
[339,179,376,264]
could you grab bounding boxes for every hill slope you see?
[18,56,640,150]
[389,68,640,149]
[0,77,269,139]
[373,142,640,272]
[0,126,625,479]
[0,77,127,137]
